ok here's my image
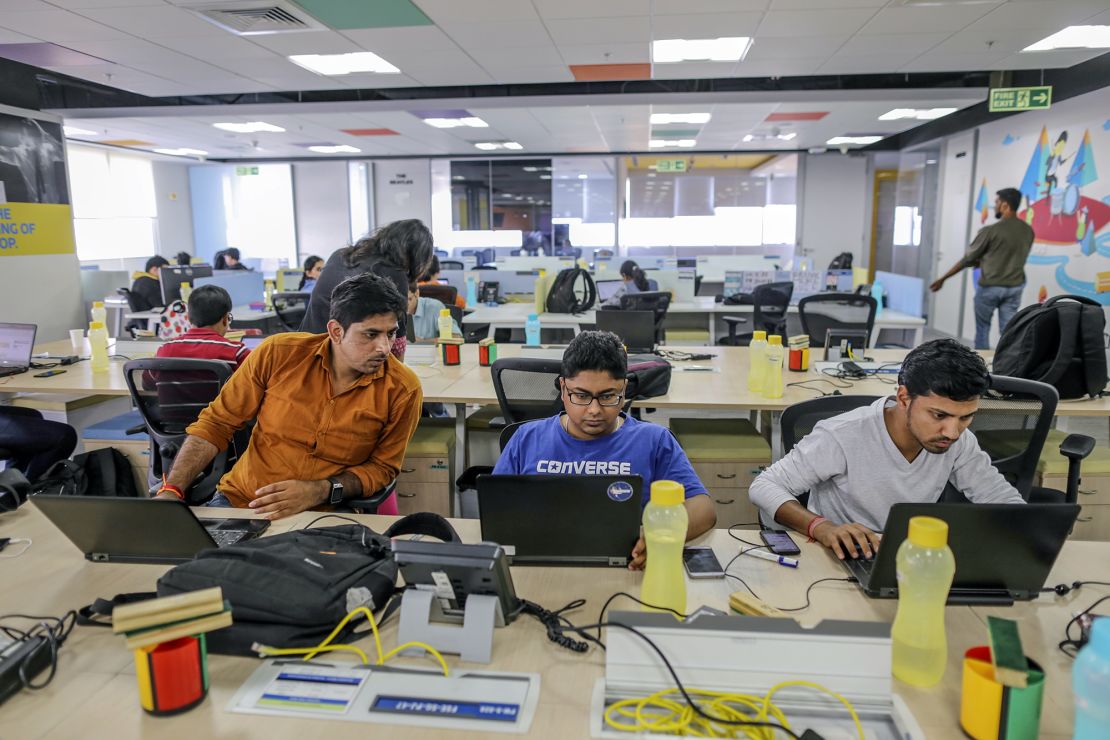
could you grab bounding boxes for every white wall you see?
[373,159,432,227]
[292,161,350,263]
[152,161,194,259]
[798,153,869,270]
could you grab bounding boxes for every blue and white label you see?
[606,480,634,502]
[372,695,520,722]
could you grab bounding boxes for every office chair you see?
[440,260,465,271]
[271,291,309,332]
[491,358,565,424]
[418,283,459,307]
[123,358,235,505]
[434,249,449,258]
[720,281,793,347]
[498,420,528,451]
[117,287,148,335]
[797,293,877,349]
[619,291,671,344]
[967,375,1094,504]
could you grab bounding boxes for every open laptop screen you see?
[596,280,623,303]
[0,322,36,369]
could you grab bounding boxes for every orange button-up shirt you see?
[186,333,423,508]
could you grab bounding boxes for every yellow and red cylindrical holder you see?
[788,347,809,372]
[134,635,209,716]
[478,338,497,366]
[959,646,1044,740]
[439,337,464,366]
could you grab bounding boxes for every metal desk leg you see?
[454,403,468,517]
[771,410,783,462]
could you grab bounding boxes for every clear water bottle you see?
[891,516,955,687]
[763,335,784,399]
[525,313,541,346]
[1074,618,1110,739]
[747,330,767,392]
[641,480,688,618]
[88,321,109,373]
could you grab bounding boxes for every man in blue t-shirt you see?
[493,331,716,569]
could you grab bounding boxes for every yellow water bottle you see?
[747,330,767,392]
[88,321,109,372]
[641,480,688,618]
[534,269,547,314]
[763,335,784,399]
[891,516,956,687]
[437,308,453,340]
[90,300,107,327]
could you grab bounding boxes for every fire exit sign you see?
[655,159,687,172]
[988,86,1051,112]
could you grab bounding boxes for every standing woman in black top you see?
[300,219,434,334]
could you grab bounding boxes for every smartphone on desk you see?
[759,530,801,556]
[682,546,725,579]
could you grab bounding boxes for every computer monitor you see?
[161,265,213,305]
[195,271,265,309]
[276,268,304,292]
[595,310,655,353]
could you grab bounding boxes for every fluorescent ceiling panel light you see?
[878,107,958,121]
[503,141,523,150]
[473,141,523,150]
[424,117,489,129]
[650,112,711,124]
[827,136,883,146]
[1023,25,1110,52]
[578,174,588,179]
[307,144,361,154]
[474,142,498,150]
[288,51,400,75]
[153,147,208,156]
[650,139,697,148]
[742,134,754,143]
[778,132,797,141]
[652,37,752,63]
[63,126,97,137]
[213,121,285,133]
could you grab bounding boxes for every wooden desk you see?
[1,506,1105,739]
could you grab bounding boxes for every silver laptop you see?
[0,322,35,378]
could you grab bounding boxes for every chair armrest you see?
[1059,433,1095,462]
[722,315,748,325]
[346,480,397,512]
[125,423,147,435]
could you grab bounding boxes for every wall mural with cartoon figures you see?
[972,88,1110,307]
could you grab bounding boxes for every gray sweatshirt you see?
[749,396,1024,530]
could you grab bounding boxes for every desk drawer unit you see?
[671,418,770,530]
[395,424,456,516]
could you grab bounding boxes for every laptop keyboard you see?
[209,529,249,547]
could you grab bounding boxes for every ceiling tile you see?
[405,67,497,86]
[469,45,564,68]
[39,0,165,6]
[412,0,539,22]
[436,20,554,49]
[340,25,459,53]
[544,17,651,45]
[295,0,433,29]
[149,35,278,61]
[0,29,38,44]
[533,0,648,18]
[968,0,1109,31]
[900,52,1014,73]
[859,5,997,35]
[756,9,877,37]
[651,12,764,38]
[0,9,128,41]
[654,0,769,12]
[743,36,848,60]
[558,43,647,65]
[570,63,651,80]
[769,0,886,6]
[993,49,1108,69]
[250,31,363,56]
[652,61,740,79]
[732,58,825,76]
[482,65,575,83]
[818,53,919,74]
[0,42,105,66]
[838,33,949,57]
[76,6,224,38]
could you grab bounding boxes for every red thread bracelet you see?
[806,516,827,541]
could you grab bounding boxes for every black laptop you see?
[0,322,36,378]
[477,474,642,566]
[32,496,270,564]
[595,310,656,354]
[843,502,1080,605]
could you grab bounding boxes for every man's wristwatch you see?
[326,477,344,505]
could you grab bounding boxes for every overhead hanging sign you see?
[655,159,687,173]
[988,86,1052,113]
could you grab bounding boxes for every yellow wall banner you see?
[0,202,76,256]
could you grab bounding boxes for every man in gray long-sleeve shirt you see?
[749,339,1024,560]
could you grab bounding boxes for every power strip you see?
[0,634,52,705]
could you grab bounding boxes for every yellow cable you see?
[382,641,450,677]
[255,643,370,664]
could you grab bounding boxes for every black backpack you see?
[828,252,854,270]
[546,267,596,314]
[993,294,1107,400]
[33,447,140,498]
[628,355,673,400]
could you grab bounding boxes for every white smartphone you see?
[682,546,725,579]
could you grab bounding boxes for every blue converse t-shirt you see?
[493,413,707,506]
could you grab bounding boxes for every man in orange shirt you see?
[156,272,422,519]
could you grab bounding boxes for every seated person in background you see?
[216,247,249,270]
[156,284,249,370]
[155,272,422,518]
[0,407,76,482]
[407,285,461,340]
[603,260,651,307]
[130,255,169,311]
[494,331,716,569]
[299,255,324,292]
[417,256,466,309]
[749,339,1024,560]
[175,251,192,266]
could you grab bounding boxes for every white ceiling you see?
[1,0,1106,97]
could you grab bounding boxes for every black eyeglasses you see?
[563,388,624,407]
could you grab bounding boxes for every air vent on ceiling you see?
[190,1,326,35]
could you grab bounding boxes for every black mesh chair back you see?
[968,375,1057,501]
[752,281,793,336]
[619,291,671,343]
[418,284,459,307]
[798,293,877,349]
[117,287,144,313]
[491,358,565,424]
[272,291,309,332]
[440,260,464,271]
[123,358,234,504]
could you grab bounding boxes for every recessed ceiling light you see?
[650,139,697,148]
[425,117,489,129]
[1023,25,1110,52]
[578,174,588,179]
[153,147,208,157]
[473,141,523,150]
[63,126,97,137]
[650,112,712,125]
[540,174,552,179]
[288,51,400,75]
[522,166,538,172]
[652,37,752,63]
[307,144,361,154]
[213,121,285,133]
[778,132,797,141]
[878,107,958,121]
[826,136,883,146]
[503,142,523,150]
[742,134,754,143]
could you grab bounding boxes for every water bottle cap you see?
[907,516,948,548]
[650,480,684,506]
[752,331,766,341]
[439,309,450,316]
[528,313,538,320]
[89,321,105,330]
[93,301,104,308]
[767,335,782,345]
